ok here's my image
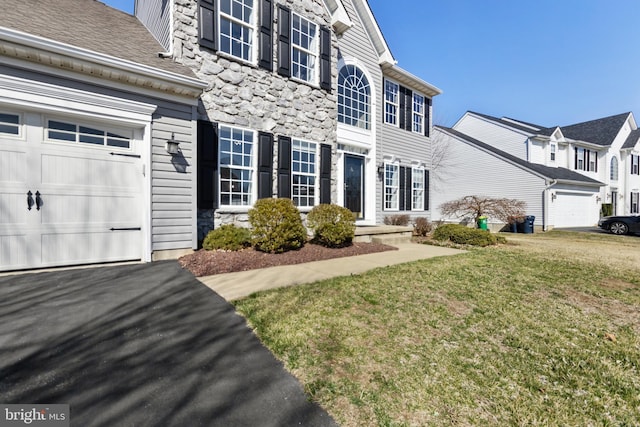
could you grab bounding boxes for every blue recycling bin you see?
[521,215,535,234]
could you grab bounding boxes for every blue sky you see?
[103,0,640,127]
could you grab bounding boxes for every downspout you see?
[543,179,557,231]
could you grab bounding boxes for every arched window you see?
[610,156,619,181]
[338,65,370,130]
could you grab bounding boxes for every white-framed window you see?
[338,65,370,130]
[291,13,318,84]
[576,148,584,170]
[610,157,619,181]
[292,139,317,207]
[412,167,424,210]
[384,80,399,126]
[0,112,20,136]
[550,143,556,162]
[632,192,639,214]
[384,163,399,210]
[412,93,425,134]
[219,0,256,62]
[219,125,255,206]
[588,151,597,172]
[46,119,131,149]
[631,155,640,175]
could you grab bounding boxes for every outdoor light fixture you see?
[551,193,557,201]
[166,133,180,155]
[377,164,384,177]
[596,195,601,202]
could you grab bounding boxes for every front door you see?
[611,191,618,215]
[344,155,364,219]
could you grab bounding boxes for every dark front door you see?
[612,191,618,215]
[344,155,364,219]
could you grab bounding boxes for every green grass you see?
[234,233,640,426]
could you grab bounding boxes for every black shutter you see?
[425,98,432,137]
[319,25,332,91]
[399,166,407,211]
[277,136,292,198]
[277,5,291,77]
[594,150,598,172]
[424,170,430,211]
[197,120,218,209]
[319,143,332,204]
[257,132,274,199]
[398,86,407,130]
[198,0,217,50]
[258,0,273,70]
[405,167,412,211]
[574,147,578,170]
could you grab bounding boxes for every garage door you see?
[554,192,598,228]
[0,111,143,271]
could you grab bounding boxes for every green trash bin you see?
[477,216,488,231]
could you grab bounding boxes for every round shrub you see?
[248,198,307,253]
[307,204,356,247]
[432,223,502,247]
[202,224,251,251]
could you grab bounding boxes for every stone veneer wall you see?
[172,0,338,240]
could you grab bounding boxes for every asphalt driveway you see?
[0,262,336,427]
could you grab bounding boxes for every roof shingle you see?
[0,0,195,78]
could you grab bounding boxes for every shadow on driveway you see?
[0,262,336,427]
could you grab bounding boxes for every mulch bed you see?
[179,242,397,277]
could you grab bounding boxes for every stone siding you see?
[174,0,338,235]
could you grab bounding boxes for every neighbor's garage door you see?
[554,191,598,228]
[0,111,143,271]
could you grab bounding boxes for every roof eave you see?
[381,63,442,97]
[0,26,207,99]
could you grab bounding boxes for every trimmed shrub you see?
[248,198,307,253]
[202,224,251,251]
[384,214,410,226]
[601,203,613,217]
[307,204,356,247]
[432,223,504,247]
[413,217,433,236]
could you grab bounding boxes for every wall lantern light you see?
[377,164,384,178]
[166,133,180,155]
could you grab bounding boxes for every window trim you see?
[631,154,640,175]
[217,0,258,64]
[44,117,133,151]
[412,93,425,135]
[0,111,22,139]
[631,192,639,214]
[290,12,319,85]
[610,156,619,181]
[384,79,399,127]
[411,166,425,211]
[291,138,318,208]
[384,162,399,211]
[218,124,257,208]
[337,64,371,130]
[550,143,556,162]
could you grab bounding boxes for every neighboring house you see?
[0,0,206,272]
[135,0,441,237]
[435,110,640,228]
[432,126,603,230]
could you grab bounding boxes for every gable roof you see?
[436,126,603,186]
[556,112,631,147]
[0,0,196,78]
[622,128,640,150]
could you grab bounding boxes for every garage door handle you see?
[35,191,42,211]
[27,191,34,211]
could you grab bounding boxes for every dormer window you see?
[550,143,556,162]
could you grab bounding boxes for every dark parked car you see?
[598,215,640,235]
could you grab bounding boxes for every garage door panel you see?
[40,194,140,225]
[0,192,30,226]
[555,192,599,228]
[0,234,30,269]
[41,153,139,189]
[0,149,27,183]
[41,230,141,265]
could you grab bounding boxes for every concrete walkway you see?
[198,243,465,301]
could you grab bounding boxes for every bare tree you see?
[430,127,457,191]
[439,195,527,224]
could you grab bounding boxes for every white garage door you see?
[554,192,598,228]
[0,111,143,271]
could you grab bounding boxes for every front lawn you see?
[234,232,640,426]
